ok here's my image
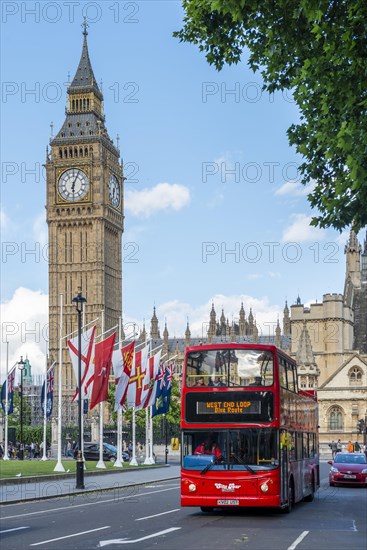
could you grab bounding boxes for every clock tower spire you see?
[46,25,123,414]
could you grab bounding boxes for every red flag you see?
[90,333,115,410]
[113,341,135,411]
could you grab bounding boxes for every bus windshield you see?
[186,348,274,388]
[182,428,279,471]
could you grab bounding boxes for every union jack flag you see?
[1,367,16,415]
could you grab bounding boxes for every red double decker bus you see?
[181,343,319,512]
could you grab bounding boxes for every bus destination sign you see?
[197,400,260,415]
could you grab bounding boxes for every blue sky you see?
[1,1,364,378]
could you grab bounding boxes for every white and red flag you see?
[113,341,135,411]
[68,325,96,401]
[89,332,116,410]
[141,349,162,409]
[125,344,149,409]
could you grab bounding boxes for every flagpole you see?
[130,406,138,466]
[96,310,106,469]
[81,308,86,468]
[143,340,151,465]
[41,350,48,461]
[3,342,9,461]
[54,293,65,472]
[114,316,123,468]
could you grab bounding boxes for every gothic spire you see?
[69,18,102,99]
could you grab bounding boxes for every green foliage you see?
[175,0,367,231]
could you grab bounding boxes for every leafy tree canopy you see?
[174,0,367,231]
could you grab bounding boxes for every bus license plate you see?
[217,499,239,506]
[343,474,356,479]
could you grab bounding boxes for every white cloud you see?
[282,214,326,242]
[125,183,190,218]
[275,180,315,197]
[1,288,49,381]
[0,208,10,233]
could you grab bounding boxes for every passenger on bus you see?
[193,376,205,386]
[209,376,225,387]
[249,376,262,386]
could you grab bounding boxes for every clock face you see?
[109,174,120,208]
[58,168,89,201]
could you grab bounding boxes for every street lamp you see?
[18,356,26,460]
[72,289,87,489]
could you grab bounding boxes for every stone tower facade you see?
[289,230,367,452]
[46,23,123,408]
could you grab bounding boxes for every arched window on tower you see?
[329,406,343,431]
[349,366,363,385]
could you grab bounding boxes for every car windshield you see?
[334,454,367,464]
[104,443,117,452]
[182,428,278,471]
[186,348,274,387]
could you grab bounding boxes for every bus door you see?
[280,430,289,504]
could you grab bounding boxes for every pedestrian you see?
[347,440,354,453]
[336,439,342,453]
[354,441,361,452]
[128,441,133,458]
[329,440,337,459]
[66,441,73,457]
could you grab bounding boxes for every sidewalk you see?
[0,463,181,506]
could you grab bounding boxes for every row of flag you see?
[67,326,174,416]
[1,326,174,419]
[1,366,54,418]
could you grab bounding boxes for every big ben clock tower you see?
[46,21,123,412]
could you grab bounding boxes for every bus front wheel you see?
[303,476,315,502]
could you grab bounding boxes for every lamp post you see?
[72,289,87,489]
[18,356,26,460]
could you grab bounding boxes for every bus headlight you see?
[188,483,197,492]
[260,482,269,492]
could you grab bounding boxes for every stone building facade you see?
[145,231,367,453]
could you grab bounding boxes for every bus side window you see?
[289,432,296,461]
[279,358,287,388]
[303,433,310,459]
[287,362,296,392]
[296,433,303,460]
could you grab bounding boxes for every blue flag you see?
[41,366,54,417]
[1,369,16,415]
[152,362,174,417]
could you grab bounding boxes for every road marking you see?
[2,486,180,520]
[0,526,29,534]
[136,508,180,521]
[287,531,309,550]
[99,527,181,547]
[30,526,110,546]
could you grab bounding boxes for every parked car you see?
[82,442,129,463]
[328,452,367,487]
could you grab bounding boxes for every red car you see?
[328,453,367,487]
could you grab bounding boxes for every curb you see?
[0,472,180,506]
[0,463,170,486]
